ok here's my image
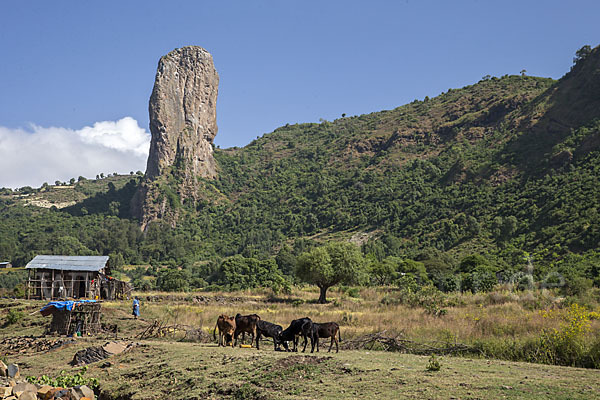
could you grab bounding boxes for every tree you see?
[370,257,397,285]
[573,45,592,65]
[213,255,289,292]
[156,268,191,292]
[459,254,490,273]
[108,201,120,216]
[397,258,429,285]
[296,242,366,303]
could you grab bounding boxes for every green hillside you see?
[1,45,599,290]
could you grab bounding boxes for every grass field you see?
[1,287,599,399]
[9,340,600,400]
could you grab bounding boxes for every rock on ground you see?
[6,365,18,379]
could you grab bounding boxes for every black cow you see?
[310,322,341,353]
[280,317,314,352]
[234,313,260,347]
[255,320,288,351]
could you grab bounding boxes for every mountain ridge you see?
[0,46,599,286]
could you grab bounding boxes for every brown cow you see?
[213,315,236,347]
[234,313,261,347]
[310,322,341,353]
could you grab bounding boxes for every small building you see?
[41,300,102,336]
[0,261,12,268]
[26,255,131,300]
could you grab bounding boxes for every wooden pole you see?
[26,269,31,300]
[51,269,55,299]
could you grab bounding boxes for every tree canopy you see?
[296,242,366,303]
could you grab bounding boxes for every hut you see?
[25,255,131,300]
[0,261,12,268]
[41,300,102,336]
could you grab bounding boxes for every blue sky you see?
[0,1,598,187]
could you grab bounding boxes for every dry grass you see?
[96,286,600,350]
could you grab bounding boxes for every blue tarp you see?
[40,299,97,313]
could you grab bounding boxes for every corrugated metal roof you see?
[26,255,109,271]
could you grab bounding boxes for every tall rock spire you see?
[132,46,219,229]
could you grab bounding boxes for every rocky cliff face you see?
[146,46,219,180]
[132,46,219,229]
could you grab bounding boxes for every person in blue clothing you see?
[132,297,140,319]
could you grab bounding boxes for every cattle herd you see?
[213,314,341,353]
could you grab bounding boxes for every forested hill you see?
[1,45,599,281]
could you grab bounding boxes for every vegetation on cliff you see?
[1,45,599,295]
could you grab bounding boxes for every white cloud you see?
[0,117,150,188]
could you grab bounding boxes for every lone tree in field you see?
[296,242,366,303]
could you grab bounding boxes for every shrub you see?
[437,274,461,292]
[5,308,24,326]
[26,366,98,389]
[426,355,441,371]
[156,268,191,292]
[462,270,497,293]
[384,284,448,315]
[537,304,595,367]
[396,274,419,293]
[291,299,305,307]
[12,284,25,299]
[380,295,400,306]
[213,255,290,293]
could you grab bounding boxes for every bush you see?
[156,268,191,292]
[213,255,290,292]
[535,304,596,367]
[384,284,448,315]
[397,274,419,293]
[426,355,441,371]
[437,273,461,292]
[380,295,400,306]
[5,308,24,326]
[26,366,98,389]
[13,284,25,299]
[469,271,497,293]
[562,276,593,297]
[0,270,27,290]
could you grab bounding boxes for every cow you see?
[279,317,314,352]
[234,313,261,347]
[213,314,236,347]
[310,322,341,353]
[255,320,288,351]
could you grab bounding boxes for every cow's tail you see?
[213,322,218,340]
[338,327,342,343]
